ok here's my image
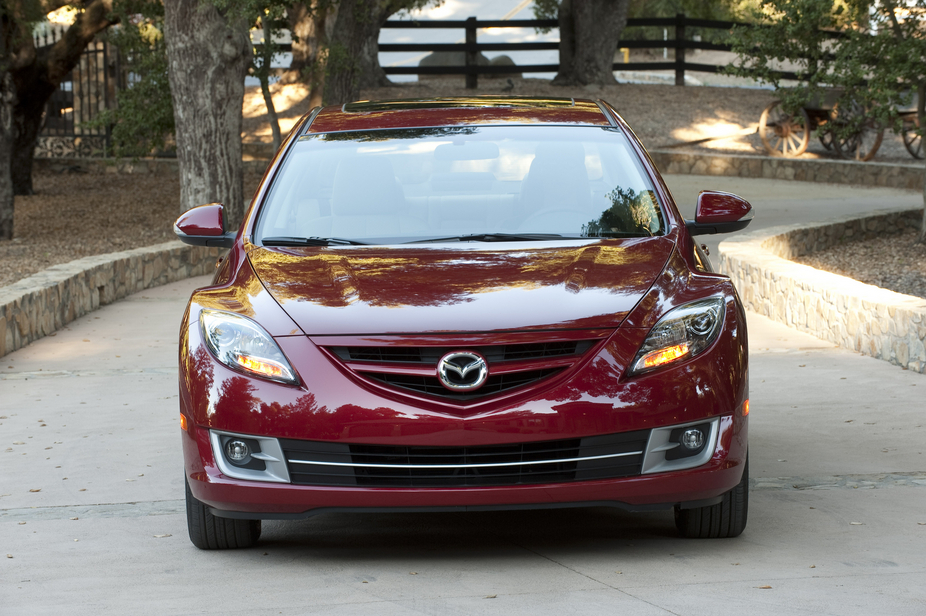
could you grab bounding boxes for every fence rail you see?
[376,13,748,87]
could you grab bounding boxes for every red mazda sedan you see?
[174,97,753,549]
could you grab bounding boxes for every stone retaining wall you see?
[650,150,924,191]
[719,208,926,373]
[0,242,220,357]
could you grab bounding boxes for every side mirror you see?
[173,203,236,248]
[685,191,754,236]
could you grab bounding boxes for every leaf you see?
[29,489,41,493]
[153,534,172,538]
[485,595,497,599]
[757,585,772,589]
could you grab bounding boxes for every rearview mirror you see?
[685,191,754,236]
[173,203,236,248]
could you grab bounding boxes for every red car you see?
[174,97,753,549]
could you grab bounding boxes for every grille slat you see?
[281,431,647,488]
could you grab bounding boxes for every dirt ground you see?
[1,78,923,292]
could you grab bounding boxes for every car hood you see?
[248,237,675,335]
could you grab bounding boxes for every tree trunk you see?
[259,18,282,152]
[164,0,252,227]
[919,81,925,244]
[9,0,117,196]
[358,4,392,90]
[282,1,337,110]
[325,0,397,105]
[0,71,16,240]
[553,0,629,86]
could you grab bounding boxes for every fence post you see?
[465,16,477,89]
[675,12,686,86]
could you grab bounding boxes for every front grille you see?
[364,368,562,399]
[330,340,596,365]
[280,431,648,488]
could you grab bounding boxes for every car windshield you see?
[255,126,666,244]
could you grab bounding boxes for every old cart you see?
[758,89,885,161]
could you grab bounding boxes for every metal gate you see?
[35,28,115,158]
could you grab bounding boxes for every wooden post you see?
[465,16,477,89]
[675,13,686,86]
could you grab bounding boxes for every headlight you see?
[199,310,298,385]
[628,297,725,376]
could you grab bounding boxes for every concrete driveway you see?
[2,177,924,615]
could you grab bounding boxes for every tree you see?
[10,1,118,197]
[531,0,630,86]
[281,0,336,110]
[0,1,118,240]
[729,0,926,242]
[324,0,440,106]
[164,0,251,225]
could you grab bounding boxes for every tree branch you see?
[45,0,117,83]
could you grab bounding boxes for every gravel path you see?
[2,78,923,292]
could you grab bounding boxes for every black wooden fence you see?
[379,14,747,88]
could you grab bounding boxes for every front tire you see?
[674,456,748,538]
[185,477,261,549]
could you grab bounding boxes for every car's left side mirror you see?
[173,203,236,248]
[685,191,754,236]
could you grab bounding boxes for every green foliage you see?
[84,0,174,159]
[728,1,926,137]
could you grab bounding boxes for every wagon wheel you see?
[759,101,811,157]
[902,117,923,160]
[831,102,884,162]
[818,129,834,150]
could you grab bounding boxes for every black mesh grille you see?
[364,368,562,399]
[330,340,596,365]
[281,431,648,488]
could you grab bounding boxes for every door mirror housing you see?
[173,203,236,248]
[685,191,754,236]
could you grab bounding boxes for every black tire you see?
[674,456,748,538]
[185,477,261,549]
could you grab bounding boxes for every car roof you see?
[306,96,614,134]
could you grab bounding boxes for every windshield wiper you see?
[261,236,369,246]
[407,233,569,244]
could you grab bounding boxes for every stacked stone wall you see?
[719,208,926,373]
[0,242,220,357]
[650,150,924,190]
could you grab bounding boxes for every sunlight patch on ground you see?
[670,120,759,152]
[243,84,311,119]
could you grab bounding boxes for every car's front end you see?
[175,97,752,548]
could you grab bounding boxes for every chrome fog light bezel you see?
[641,418,719,474]
[210,430,291,483]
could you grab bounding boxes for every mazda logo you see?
[437,351,488,392]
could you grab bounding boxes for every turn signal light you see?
[743,399,750,416]
[236,354,288,379]
[638,343,690,370]
[180,413,189,431]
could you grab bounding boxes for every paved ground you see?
[2,177,924,615]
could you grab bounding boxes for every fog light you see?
[225,439,251,465]
[680,428,704,450]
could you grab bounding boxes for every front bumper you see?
[183,414,746,519]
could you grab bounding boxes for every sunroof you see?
[342,97,577,113]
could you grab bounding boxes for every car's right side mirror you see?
[685,191,754,236]
[173,203,236,248]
